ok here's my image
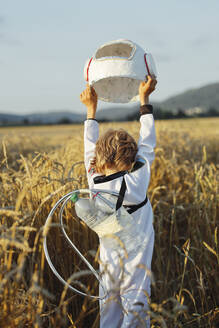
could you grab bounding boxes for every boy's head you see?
[91,129,138,173]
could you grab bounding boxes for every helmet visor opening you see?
[95,42,135,60]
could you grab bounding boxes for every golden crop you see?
[0,118,218,327]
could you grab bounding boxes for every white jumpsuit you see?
[84,113,156,328]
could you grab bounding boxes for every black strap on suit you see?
[116,177,148,214]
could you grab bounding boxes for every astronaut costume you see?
[84,106,156,328]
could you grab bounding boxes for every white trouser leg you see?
[120,285,151,328]
[99,291,123,328]
[119,232,154,328]
[99,231,154,327]
[99,251,124,327]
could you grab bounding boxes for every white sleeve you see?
[137,114,156,166]
[84,119,99,173]
[124,114,156,204]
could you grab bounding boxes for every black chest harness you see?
[93,170,148,214]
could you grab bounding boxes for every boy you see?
[80,75,157,327]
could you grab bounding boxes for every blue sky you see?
[0,0,219,114]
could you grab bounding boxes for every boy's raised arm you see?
[124,76,157,203]
[80,85,99,172]
[80,84,98,120]
[139,75,157,106]
[137,76,157,166]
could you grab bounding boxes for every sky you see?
[0,0,219,114]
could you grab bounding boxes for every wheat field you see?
[0,118,218,327]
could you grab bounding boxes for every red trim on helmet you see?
[144,53,151,76]
[86,57,93,82]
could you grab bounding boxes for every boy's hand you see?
[139,75,157,105]
[80,84,98,119]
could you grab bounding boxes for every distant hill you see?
[0,113,25,124]
[0,111,85,125]
[26,111,85,124]
[96,104,139,121]
[0,82,218,125]
[159,82,219,113]
[94,82,219,120]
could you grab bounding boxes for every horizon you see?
[1,80,218,116]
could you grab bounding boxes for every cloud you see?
[154,53,172,63]
[189,35,213,48]
[0,34,22,46]
[0,16,4,24]
[0,16,6,43]
[0,16,22,46]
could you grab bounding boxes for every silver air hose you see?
[43,189,118,300]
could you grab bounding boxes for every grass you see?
[0,117,218,327]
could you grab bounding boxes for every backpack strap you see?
[116,177,127,211]
[116,177,148,213]
[124,196,148,214]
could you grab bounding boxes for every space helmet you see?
[83,39,157,103]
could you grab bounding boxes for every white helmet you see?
[84,39,157,103]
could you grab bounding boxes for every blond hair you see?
[91,129,138,173]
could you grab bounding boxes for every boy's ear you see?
[84,57,93,82]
